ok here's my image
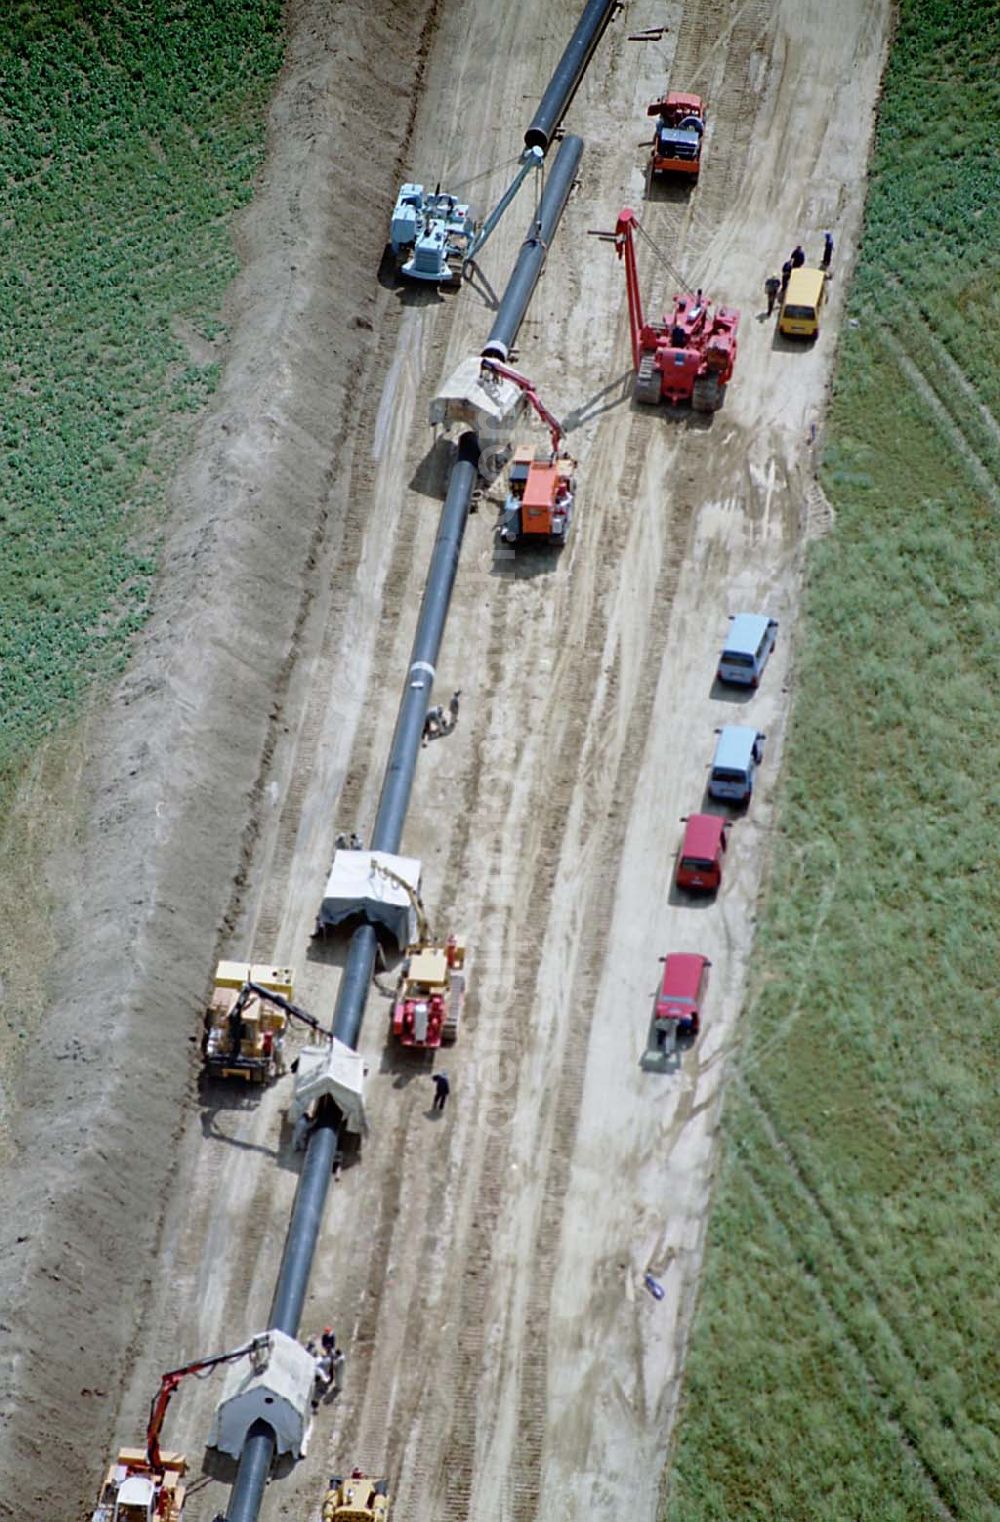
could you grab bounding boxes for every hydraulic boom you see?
[147,1336,272,1472]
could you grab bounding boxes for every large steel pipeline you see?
[481,133,583,363]
[224,51,595,1522]
[223,445,491,1522]
[524,0,616,152]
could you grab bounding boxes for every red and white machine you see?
[391,934,466,1049]
[613,207,739,411]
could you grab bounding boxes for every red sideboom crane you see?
[480,356,578,546]
[91,1335,271,1522]
[613,207,739,412]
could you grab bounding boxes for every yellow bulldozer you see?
[322,1471,389,1522]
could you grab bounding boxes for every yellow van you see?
[779,266,826,338]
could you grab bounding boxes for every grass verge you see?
[0,0,284,792]
[664,3,1000,1518]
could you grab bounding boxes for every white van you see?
[708,726,765,804]
[717,612,778,687]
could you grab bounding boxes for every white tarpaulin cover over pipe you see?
[210,1331,314,1458]
[429,354,528,439]
[290,1040,368,1134]
[316,850,421,948]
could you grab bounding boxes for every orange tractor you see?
[646,91,706,179]
[613,208,739,411]
[481,357,577,547]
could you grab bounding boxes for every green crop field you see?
[664,3,1000,1519]
[0,0,283,797]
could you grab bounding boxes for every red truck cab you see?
[675,813,728,893]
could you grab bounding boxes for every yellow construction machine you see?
[322,1471,390,1522]
[202,962,331,1082]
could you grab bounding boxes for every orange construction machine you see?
[90,1337,270,1522]
[613,208,738,411]
[646,91,706,178]
[481,357,577,546]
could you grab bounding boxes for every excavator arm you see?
[232,981,333,1043]
[147,1335,271,1471]
[480,357,564,456]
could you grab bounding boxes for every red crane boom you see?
[614,207,645,371]
[480,357,564,456]
[146,1334,270,1472]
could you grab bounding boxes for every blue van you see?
[717,612,778,687]
[708,726,765,804]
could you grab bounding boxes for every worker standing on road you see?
[431,1071,450,1112]
[790,244,805,269]
[331,1347,345,1395]
[822,230,834,270]
[780,259,792,294]
[764,274,780,316]
[310,1349,333,1412]
[448,689,461,728]
[320,1327,337,1357]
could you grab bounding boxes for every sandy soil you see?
[0,1,890,1518]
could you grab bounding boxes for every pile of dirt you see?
[0,0,441,1513]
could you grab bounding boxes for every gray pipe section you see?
[371,432,481,855]
[227,93,586,1522]
[524,0,616,151]
[222,1423,273,1522]
[481,134,583,363]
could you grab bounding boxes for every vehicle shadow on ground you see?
[197,1081,300,1173]
[643,171,696,206]
[638,1003,695,1074]
[770,328,817,353]
[698,784,751,819]
[667,881,718,910]
[708,677,758,704]
[643,399,717,433]
[410,435,455,500]
[488,537,564,580]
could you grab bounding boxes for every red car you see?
[675,813,729,893]
[655,953,711,1040]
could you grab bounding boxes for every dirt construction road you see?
[0,1,890,1518]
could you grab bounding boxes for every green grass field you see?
[0,0,283,793]
[664,3,1000,1518]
